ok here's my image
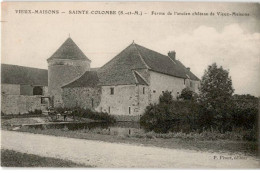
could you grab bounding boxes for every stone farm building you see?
[1,37,200,120]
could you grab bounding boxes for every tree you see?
[179,87,197,100]
[159,91,173,104]
[198,63,234,131]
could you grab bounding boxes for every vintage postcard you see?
[1,1,259,168]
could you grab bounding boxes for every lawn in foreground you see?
[1,149,91,167]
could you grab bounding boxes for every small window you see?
[108,107,110,113]
[91,98,94,108]
[33,86,43,95]
[153,90,156,93]
[110,88,114,95]
[143,87,145,94]
[184,79,186,85]
[129,107,131,114]
[190,81,192,88]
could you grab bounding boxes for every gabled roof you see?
[175,60,200,81]
[97,43,148,86]
[47,37,91,61]
[134,44,198,80]
[62,71,99,88]
[63,42,200,88]
[97,42,199,86]
[1,64,48,86]
[133,71,148,85]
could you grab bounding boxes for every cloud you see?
[157,24,260,96]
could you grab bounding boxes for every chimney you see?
[168,51,176,60]
[186,67,190,71]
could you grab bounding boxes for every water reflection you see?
[26,121,140,131]
[24,121,195,135]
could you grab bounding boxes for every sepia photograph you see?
[0,1,259,169]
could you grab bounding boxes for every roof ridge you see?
[98,43,133,70]
[132,70,138,84]
[167,55,177,64]
[1,63,47,71]
[61,72,84,88]
[133,43,151,69]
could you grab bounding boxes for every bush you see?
[140,91,200,133]
[70,107,116,123]
[179,87,197,100]
[28,109,42,115]
[140,91,258,139]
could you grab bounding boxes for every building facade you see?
[61,40,200,118]
[1,38,200,119]
[1,64,48,115]
[47,37,91,107]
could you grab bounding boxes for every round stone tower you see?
[47,37,91,107]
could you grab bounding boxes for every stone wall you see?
[97,84,149,116]
[62,87,101,109]
[1,84,48,96]
[1,94,43,115]
[149,71,186,103]
[48,59,90,107]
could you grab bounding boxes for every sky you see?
[1,2,260,96]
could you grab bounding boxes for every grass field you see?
[1,149,91,167]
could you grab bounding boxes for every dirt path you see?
[1,130,259,168]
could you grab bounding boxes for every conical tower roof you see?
[47,37,91,61]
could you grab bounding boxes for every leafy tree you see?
[159,91,173,104]
[179,87,196,100]
[198,63,234,131]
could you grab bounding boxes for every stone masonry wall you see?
[62,87,101,109]
[97,84,149,116]
[48,59,89,107]
[1,84,20,95]
[1,95,42,115]
[149,71,186,104]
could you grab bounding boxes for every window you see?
[143,87,145,94]
[190,81,193,88]
[184,79,186,85]
[153,90,156,93]
[110,88,114,95]
[91,98,94,108]
[129,107,131,115]
[108,107,110,113]
[33,86,43,95]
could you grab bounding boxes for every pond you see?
[23,120,196,135]
[24,121,144,136]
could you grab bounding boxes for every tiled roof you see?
[1,64,48,86]
[134,44,199,80]
[97,43,148,86]
[97,42,199,86]
[47,37,91,61]
[62,71,99,88]
[63,42,200,88]
[175,60,200,81]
